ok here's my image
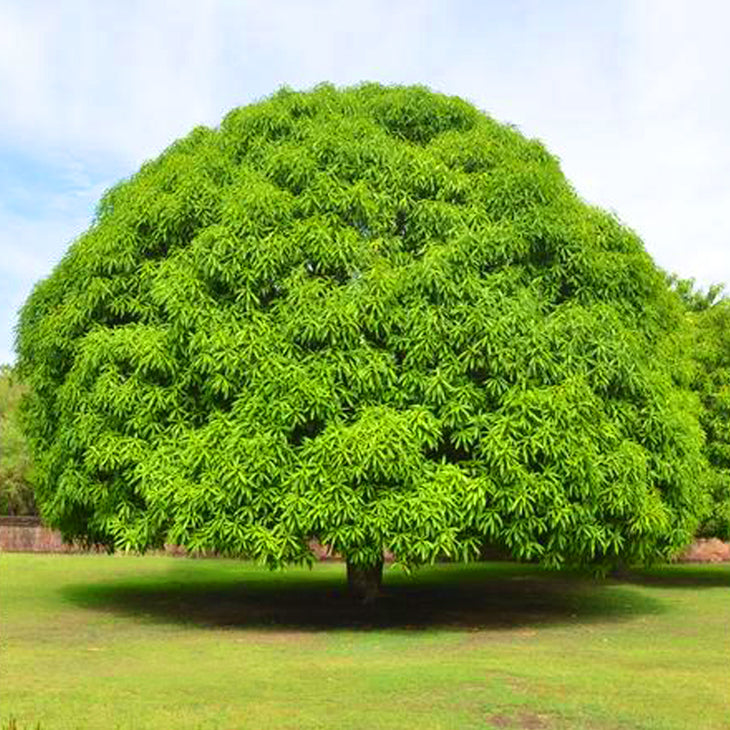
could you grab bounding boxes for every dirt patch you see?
[674,538,730,563]
[488,709,552,729]
[233,630,317,646]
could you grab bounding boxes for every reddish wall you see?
[0,517,345,559]
[0,517,94,553]
[677,538,730,563]
[1,517,727,562]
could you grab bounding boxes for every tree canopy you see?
[17,83,706,586]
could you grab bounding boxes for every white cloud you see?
[0,165,110,363]
[432,0,730,288]
[0,0,445,167]
[595,0,730,285]
[0,1,219,164]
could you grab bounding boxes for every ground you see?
[1,554,728,729]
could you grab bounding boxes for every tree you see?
[666,273,725,313]
[668,276,730,539]
[0,365,36,515]
[17,83,706,601]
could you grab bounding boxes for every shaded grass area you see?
[1,554,728,729]
[60,559,668,631]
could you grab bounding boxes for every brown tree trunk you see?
[346,558,383,603]
[610,559,631,580]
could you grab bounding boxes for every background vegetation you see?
[669,276,730,539]
[0,365,35,515]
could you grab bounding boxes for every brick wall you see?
[0,516,98,553]
[2,516,726,562]
[0,517,343,559]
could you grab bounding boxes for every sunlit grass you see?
[1,553,728,729]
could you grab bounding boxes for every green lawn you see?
[1,554,728,730]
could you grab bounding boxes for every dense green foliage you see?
[670,278,730,539]
[0,365,35,515]
[692,305,730,539]
[17,83,706,570]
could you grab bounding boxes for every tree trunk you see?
[610,559,631,580]
[346,558,383,603]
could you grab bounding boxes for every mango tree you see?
[17,83,705,601]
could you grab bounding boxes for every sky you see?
[1,0,729,365]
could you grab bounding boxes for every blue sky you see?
[1,0,729,364]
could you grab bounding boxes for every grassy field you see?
[0,553,728,730]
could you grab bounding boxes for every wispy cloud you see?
[0,158,109,363]
[0,0,444,166]
[602,0,730,283]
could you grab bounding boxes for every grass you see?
[0,554,728,730]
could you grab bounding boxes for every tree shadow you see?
[617,563,730,589]
[59,561,671,632]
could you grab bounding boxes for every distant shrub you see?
[668,276,730,540]
[0,365,36,515]
[690,301,730,540]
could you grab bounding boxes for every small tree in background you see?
[666,273,725,313]
[668,276,730,540]
[17,83,706,600]
[0,365,36,515]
